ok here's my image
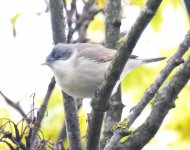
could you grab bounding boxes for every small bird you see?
[43,43,166,98]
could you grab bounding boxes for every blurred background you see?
[0,0,190,149]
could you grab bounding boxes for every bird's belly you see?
[55,69,104,98]
[54,59,110,98]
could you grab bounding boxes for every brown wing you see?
[76,43,116,62]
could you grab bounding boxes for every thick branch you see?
[56,98,83,144]
[62,93,82,150]
[119,49,190,150]
[100,1,122,148]
[49,0,66,44]
[105,0,121,48]
[105,30,190,150]
[100,87,124,150]
[86,0,163,150]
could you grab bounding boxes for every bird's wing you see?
[76,43,139,62]
[76,43,116,62]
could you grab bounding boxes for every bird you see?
[43,43,166,98]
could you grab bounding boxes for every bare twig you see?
[0,91,26,120]
[30,77,55,144]
[44,0,49,12]
[104,30,190,150]
[118,46,190,150]
[86,0,164,149]
[67,0,100,43]
[77,8,103,43]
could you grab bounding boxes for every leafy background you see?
[0,0,190,149]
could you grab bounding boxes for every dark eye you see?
[51,49,72,61]
[51,50,61,59]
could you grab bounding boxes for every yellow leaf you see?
[10,13,21,37]
[129,0,146,7]
[95,0,106,8]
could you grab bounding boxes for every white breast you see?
[53,55,111,98]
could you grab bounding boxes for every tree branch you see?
[183,0,190,18]
[0,91,26,120]
[86,0,164,150]
[105,29,190,150]
[100,86,124,150]
[30,77,55,144]
[65,0,77,42]
[49,0,82,149]
[105,0,121,48]
[77,8,103,43]
[67,0,100,42]
[49,0,66,44]
[62,93,82,150]
[100,0,122,149]
[56,98,83,145]
[117,45,190,150]
[31,0,67,146]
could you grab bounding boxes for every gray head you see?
[43,43,75,66]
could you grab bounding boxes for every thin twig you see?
[77,8,103,43]
[30,77,56,145]
[0,91,26,120]
[67,0,98,42]
[65,0,77,42]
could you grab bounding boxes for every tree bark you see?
[86,0,163,150]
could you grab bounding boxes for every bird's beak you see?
[41,62,48,65]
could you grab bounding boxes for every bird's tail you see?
[142,57,166,63]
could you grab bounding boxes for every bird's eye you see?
[51,49,72,61]
[51,51,61,59]
[51,51,56,57]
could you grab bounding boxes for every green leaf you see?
[10,13,21,37]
